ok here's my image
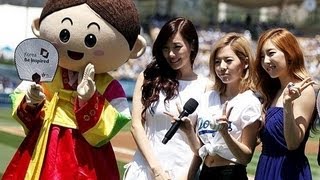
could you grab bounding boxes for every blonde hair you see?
[209,32,256,94]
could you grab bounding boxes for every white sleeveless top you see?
[197,90,262,164]
[124,76,208,180]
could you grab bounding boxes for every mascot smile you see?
[3,0,146,179]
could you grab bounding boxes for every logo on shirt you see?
[198,118,217,137]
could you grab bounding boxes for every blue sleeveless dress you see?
[255,107,312,180]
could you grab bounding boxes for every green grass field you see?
[0,107,319,179]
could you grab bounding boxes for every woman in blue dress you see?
[254,28,318,180]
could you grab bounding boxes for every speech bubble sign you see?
[14,38,59,83]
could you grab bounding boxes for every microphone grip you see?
[162,120,182,144]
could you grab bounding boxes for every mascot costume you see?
[3,0,146,179]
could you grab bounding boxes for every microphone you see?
[162,98,199,144]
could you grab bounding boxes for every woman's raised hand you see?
[163,102,194,134]
[284,77,316,103]
[215,101,233,135]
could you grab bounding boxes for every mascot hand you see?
[26,83,46,106]
[77,63,96,101]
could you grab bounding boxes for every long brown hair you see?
[141,17,199,122]
[254,28,319,133]
[254,28,309,109]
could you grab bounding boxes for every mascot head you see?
[32,0,146,74]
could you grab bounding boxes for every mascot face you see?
[35,1,146,74]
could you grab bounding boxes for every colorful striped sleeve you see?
[76,80,131,147]
[10,81,44,134]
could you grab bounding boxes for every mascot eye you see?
[59,29,70,43]
[84,34,97,48]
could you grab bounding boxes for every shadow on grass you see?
[0,131,23,148]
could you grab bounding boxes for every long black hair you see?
[141,17,199,122]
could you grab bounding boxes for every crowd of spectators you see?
[110,27,320,82]
[1,20,320,93]
[0,76,16,94]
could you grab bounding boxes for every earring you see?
[243,69,249,79]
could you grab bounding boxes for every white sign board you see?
[14,38,59,83]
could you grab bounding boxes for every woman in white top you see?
[123,17,209,180]
[176,33,263,180]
